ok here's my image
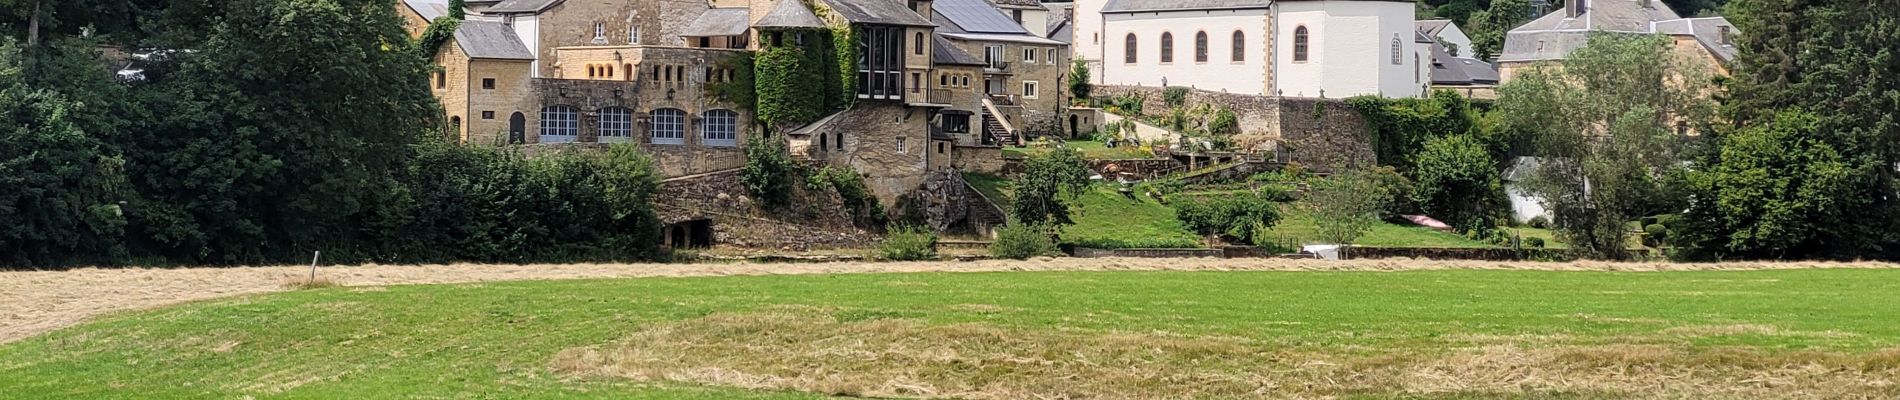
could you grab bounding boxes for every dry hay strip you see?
[554,309,1900,400]
[2,258,1895,345]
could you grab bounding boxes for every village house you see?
[1070,0,1428,98]
[1498,0,1737,82]
[1415,19,1472,58]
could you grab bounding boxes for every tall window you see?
[599,107,633,143]
[1232,30,1245,62]
[914,32,924,54]
[1023,81,1040,98]
[1194,31,1208,62]
[1123,33,1138,64]
[1023,47,1037,64]
[1160,32,1174,63]
[1293,26,1309,62]
[1391,35,1403,65]
[1047,48,1057,64]
[857,26,906,100]
[650,108,685,145]
[593,22,607,44]
[985,45,1006,69]
[702,110,738,146]
[539,105,578,143]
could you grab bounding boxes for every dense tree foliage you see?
[1496,33,1714,259]
[1410,135,1506,232]
[1009,147,1091,226]
[1307,168,1399,257]
[0,0,668,268]
[1174,194,1281,245]
[1676,0,1900,260]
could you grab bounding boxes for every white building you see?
[1416,19,1472,57]
[1072,0,1426,98]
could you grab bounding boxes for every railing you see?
[985,60,1011,71]
[979,97,1018,136]
[925,88,959,105]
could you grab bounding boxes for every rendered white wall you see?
[1435,23,1473,58]
[1100,9,1270,95]
[1072,0,1107,84]
[1274,1,1419,98]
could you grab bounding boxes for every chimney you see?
[1567,0,1585,18]
[1719,25,1732,45]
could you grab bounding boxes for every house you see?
[1497,0,1738,82]
[1427,36,1500,99]
[932,0,1071,141]
[988,0,1052,38]
[1071,0,1427,98]
[1415,19,1472,58]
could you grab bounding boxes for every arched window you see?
[1391,35,1403,65]
[1123,33,1138,64]
[599,107,634,143]
[1160,32,1174,63]
[1293,26,1309,62]
[1194,31,1208,62]
[650,108,686,145]
[539,105,578,143]
[449,116,461,141]
[703,109,739,147]
[1232,30,1245,62]
[914,32,925,55]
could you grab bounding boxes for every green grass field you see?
[4,269,1899,399]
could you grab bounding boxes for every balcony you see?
[984,61,1011,74]
[925,88,961,106]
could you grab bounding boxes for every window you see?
[1012,10,1023,23]
[539,105,578,143]
[1023,47,1037,64]
[1023,81,1040,99]
[1194,31,1208,62]
[1160,32,1174,63]
[856,26,907,100]
[482,111,495,119]
[938,142,945,154]
[593,22,607,44]
[915,32,925,54]
[434,71,445,89]
[1232,31,1245,62]
[1048,48,1058,65]
[985,45,1006,69]
[650,108,686,145]
[940,73,948,87]
[911,72,921,93]
[599,107,634,143]
[482,78,495,89]
[1124,33,1138,64]
[896,136,907,153]
[703,110,738,146]
[1391,35,1403,65]
[835,132,843,149]
[943,114,970,133]
[624,64,634,81]
[1293,26,1309,62]
[629,24,639,44]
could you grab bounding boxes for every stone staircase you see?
[979,97,1020,146]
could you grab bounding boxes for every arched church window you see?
[1160,32,1174,63]
[1194,31,1208,62]
[1232,30,1245,62]
[1293,26,1309,62]
[1392,35,1403,65]
[1124,33,1138,64]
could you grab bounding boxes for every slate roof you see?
[679,8,752,37]
[755,0,828,29]
[936,0,1030,34]
[1431,43,1499,85]
[484,0,562,14]
[1100,0,1272,13]
[1045,2,1074,43]
[1416,19,1453,37]
[989,0,1044,9]
[404,0,450,20]
[818,0,937,27]
[1500,0,1737,64]
[932,34,988,66]
[455,21,536,60]
[939,32,1066,45]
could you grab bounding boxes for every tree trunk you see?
[25,0,41,47]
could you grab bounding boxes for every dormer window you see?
[1719,25,1732,45]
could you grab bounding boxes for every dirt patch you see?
[554,310,1900,399]
[1,258,1894,345]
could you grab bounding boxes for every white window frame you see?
[1023,81,1040,99]
[539,105,578,143]
[702,110,739,147]
[599,107,634,143]
[593,22,607,44]
[1047,48,1058,65]
[985,45,1006,69]
[1022,47,1037,64]
[650,108,686,145]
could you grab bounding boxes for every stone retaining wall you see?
[1094,85,1375,171]
[656,169,876,250]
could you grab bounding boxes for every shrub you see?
[990,223,1060,259]
[1643,223,1669,247]
[1528,215,1551,229]
[807,167,886,228]
[1163,86,1190,108]
[1524,237,1546,248]
[1010,147,1092,226]
[877,225,938,261]
[1208,107,1239,136]
[1174,194,1282,245]
[1114,94,1144,114]
[1410,135,1505,233]
[742,133,797,208]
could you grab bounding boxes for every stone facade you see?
[940,37,1069,135]
[656,170,877,250]
[951,145,1006,174]
[909,170,1007,234]
[1093,85,1374,170]
[797,103,933,206]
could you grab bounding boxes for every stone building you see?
[1497,0,1737,82]
[932,0,1072,141]
[1070,0,1427,99]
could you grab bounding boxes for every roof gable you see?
[936,0,1029,34]
[454,21,536,60]
[819,0,937,27]
[755,0,828,29]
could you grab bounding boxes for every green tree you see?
[1010,146,1091,226]
[1067,59,1091,101]
[1174,194,1281,245]
[1308,168,1397,258]
[1463,0,1534,61]
[0,39,131,267]
[1496,33,1714,259]
[1675,0,1900,260]
[741,132,797,208]
[1410,135,1505,233]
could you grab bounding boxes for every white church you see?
[1071,0,1428,98]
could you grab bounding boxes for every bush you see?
[1163,86,1191,108]
[1527,215,1551,229]
[1174,194,1282,245]
[742,133,798,208]
[1208,107,1239,136]
[807,167,886,228]
[1643,223,1669,247]
[990,223,1060,259]
[1524,237,1546,248]
[1410,135,1505,233]
[1114,94,1144,115]
[877,225,938,261]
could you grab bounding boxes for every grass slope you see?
[963,174,1201,248]
[1265,206,1500,249]
[4,270,1900,398]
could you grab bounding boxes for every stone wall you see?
[1071,248,1226,258]
[909,171,1006,235]
[655,169,876,250]
[1093,85,1375,170]
[799,103,932,206]
[952,145,1007,174]
[1089,158,1183,179]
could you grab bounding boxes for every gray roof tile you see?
[679,8,751,37]
[755,0,828,29]
[937,0,1029,34]
[1101,0,1271,13]
[933,34,987,65]
[484,0,561,14]
[819,0,936,26]
[404,0,450,20]
[455,21,536,60]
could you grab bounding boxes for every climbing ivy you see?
[830,24,859,109]
[755,45,824,128]
[706,52,757,114]
[414,16,460,58]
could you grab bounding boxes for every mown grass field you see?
[4,269,1899,399]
